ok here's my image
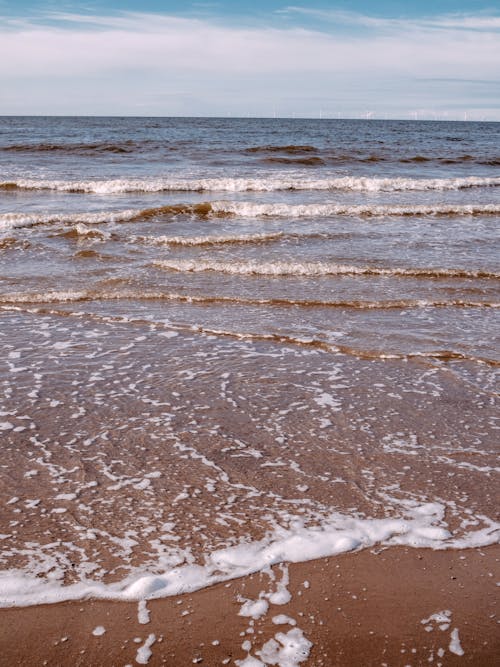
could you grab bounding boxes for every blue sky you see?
[3,1,497,20]
[1,1,499,118]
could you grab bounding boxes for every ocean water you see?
[0,117,499,610]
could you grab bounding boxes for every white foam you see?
[236,657,265,667]
[268,566,291,606]
[0,502,497,609]
[421,610,452,631]
[209,201,500,218]
[153,259,498,279]
[314,392,341,411]
[272,615,297,626]
[5,289,496,311]
[2,200,498,234]
[0,209,139,232]
[2,175,499,193]
[136,633,156,664]
[133,231,284,247]
[239,598,270,620]
[449,628,464,656]
[257,628,312,667]
[138,599,150,624]
[72,223,111,238]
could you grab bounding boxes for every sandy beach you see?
[1,546,498,666]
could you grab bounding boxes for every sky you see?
[1,1,499,118]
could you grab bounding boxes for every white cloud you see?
[280,6,500,32]
[0,11,499,117]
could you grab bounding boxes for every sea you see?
[0,117,498,617]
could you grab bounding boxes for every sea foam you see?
[1,175,500,193]
[153,259,500,280]
[2,202,499,234]
[0,503,497,608]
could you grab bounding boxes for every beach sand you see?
[1,545,498,666]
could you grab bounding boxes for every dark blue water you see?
[1,117,499,180]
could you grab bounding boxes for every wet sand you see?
[1,545,498,666]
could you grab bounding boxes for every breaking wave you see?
[131,231,285,247]
[0,205,212,232]
[207,201,500,218]
[1,175,499,193]
[0,209,143,232]
[153,259,500,280]
[1,290,497,310]
[3,201,499,233]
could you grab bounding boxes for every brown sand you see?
[0,545,498,666]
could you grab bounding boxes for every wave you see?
[261,156,325,166]
[245,145,319,154]
[260,152,387,164]
[0,204,215,232]
[1,175,499,193]
[55,228,286,247]
[153,259,500,280]
[131,231,285,247]
[4,302,497,367]
[53,227,289,246]
[0,140,165,154]
[55,223,112,240]
[1,290,497,310]
[206,201,500,218]
[189,326,500,366]
[3,142,134,154]
[244,146,498,165]
[4,141,495,168]
[3,201,499,234]
[399,154,481,164]
[73,249,107,260]
[425,156,499,166]
[480,158,500,166]
[0,209,143,232]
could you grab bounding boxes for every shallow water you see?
[0,117,498,607]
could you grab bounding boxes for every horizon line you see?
[0,114,498,123]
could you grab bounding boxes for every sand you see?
[0,545,498,666]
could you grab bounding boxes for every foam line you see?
[153,259,500,279]
[0,503,498,608]
[1,175,499,193]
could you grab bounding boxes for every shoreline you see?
[1,115,499,667]
[0,545,498,666]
